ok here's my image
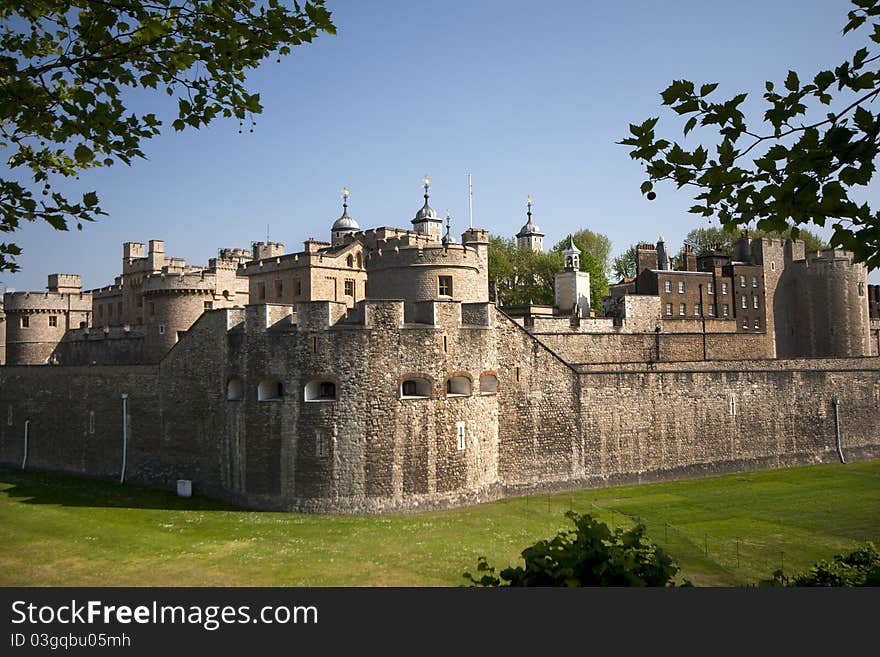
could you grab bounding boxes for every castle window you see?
[752,276,758,287]
[274,279,283,299]
[400,377,432,399]
[438,276,453,297]
[456,421,466,451]
[741,295,748,309]
[356,253,362,268]
[707,282,714,295]
[754,318,761,329]
[694,303,701,316]
[346,254,354,268]
[721,283,728,295]
[678,281,685,294]
[753,295,759,309]
[258,378,283,401]
[771,262,776,271]
[222,289,230,300]
[479,373,498,395]
[742,318,748,329]
[708,305,716,317]
[296,279,303,297]
[316,429,328,458]
[204,301,213,310]
[679,303,686,316]
[226,377,244,401]
[344,279,354,297]
[445,375,471,397]
[722,304,729,317]
[158,324,165,335]
[149,302,155,317]
[48,315,57,327]
[859,282,865,296]
[514,366,521,382]
[257,282,266,301]
[664,280,671,293]
[21,316,29,328]
[740,275,746,287]
[304,379,337,402]
[665,303,672,316]
[443,335,448,353]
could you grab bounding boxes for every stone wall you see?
[1,299,879,515]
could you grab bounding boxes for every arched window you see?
[445,375,471,397]
[227,377,244,401]
[356,253,362,268]
[400,377,432,399]
[257,378,283,401]
[347,254,354,268]
[479,373,498,395]
[305,379,338,402]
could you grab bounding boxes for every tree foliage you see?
[620,0,880,268]
[463,511,683,587]
[0,0,335,271]
[612,243,639,281]
[487,229,612,313]
[764,542,880,587]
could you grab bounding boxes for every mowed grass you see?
[1,460,878,587]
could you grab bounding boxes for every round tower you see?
[3,275,91,365]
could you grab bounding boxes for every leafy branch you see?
[620,0,880,269]
[0,0,336,272]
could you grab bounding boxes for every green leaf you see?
[73,144,94,164]
[684,116,697,135]
[784,70,800,92]
[700,82,718,97]
[853,106,875,133]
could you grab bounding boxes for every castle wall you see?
[528,328,771,364]
[54,326,145,365]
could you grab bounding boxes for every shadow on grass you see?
[0,466,242,512]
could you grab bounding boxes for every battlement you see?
[365,241,483,271]
[47,273,82,293]
[3,289,92,312]
[252,242,285,260]
[805,247,856,264]
[233,298,492,336]
[140,270,220,293]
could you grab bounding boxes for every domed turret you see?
[441,212,457,248]
[331,187,360,246]
[516,195,544,252]
[412,175,443,240]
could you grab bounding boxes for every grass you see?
[0,460,878,586]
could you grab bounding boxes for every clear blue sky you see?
[5,0,879,292]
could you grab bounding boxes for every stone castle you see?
[1,180,879,513]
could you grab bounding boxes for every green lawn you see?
[1,460,878,586]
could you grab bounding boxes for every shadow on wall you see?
[0,467,243,512]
